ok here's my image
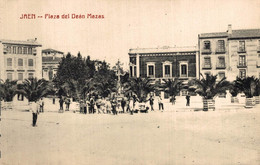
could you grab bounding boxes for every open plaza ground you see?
[1,97,260,165]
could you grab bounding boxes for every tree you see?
[0,79,18,102]
[234,76,259,98]
[18,78,53,102]
[162,78,182,104]
[193,74,230,111]
[125,77,155,102]
[62,79,96,101]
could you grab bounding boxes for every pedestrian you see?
[53,96,55,104]
[105,98,112,114]
[125,97,130,113]
[96,96,102,114]
[39,98,44,113]
[65,97,71,111]
[121,97,126,113]
[89,96,95,114]
[83,99,87,114]
[149,96,154,111]
[186,94,190,106]
[59,97,64,111]
[158,95,164,111]
[111,98,117,115]
[129,97,135,115]
[31,100,40,127]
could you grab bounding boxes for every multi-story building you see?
[199,25,260,81]
[129,46,199,97]
[0,39,42,82]
[42,48,64,80]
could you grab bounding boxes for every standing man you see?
[186,94,190,106]
[158,95,164,111]
[121,97,126,113]
[31,100,40,127]
[59,97,64,112]
[149,96,154,111]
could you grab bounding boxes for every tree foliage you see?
[124,77,155,102]
[18,78,54,102]
[234,76,259,98]
[193,74,230,99]
[0,79,18,102]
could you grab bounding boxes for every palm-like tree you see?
[193,74,230,111]
[18,78,53,102]
[162,78,182,104]
[234,76,259,98]
[0,79,18,102]
[124,77,155,102]
[234,76,259,107]
[62,79,96,101]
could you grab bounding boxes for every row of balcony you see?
[202,46,260,54]
[202,62,248,69]
[3,47,37,55]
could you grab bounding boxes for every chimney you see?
[228,24,232,35]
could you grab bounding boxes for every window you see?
[239,69,246,78]
[130,66,133,77]
[28,73,34,79]
[18,73,23,80]
[165,65,170,76]
[163,61,172,78]
[134,66,137,77]
[28,59,34,66]
[239,55,246,66]
[7,58,12,66]
[204,57,211,68]
[217,57,225,68]
[218,72,225,79]
[147,62,155,78]
[181,64,187,77]
[239,41,245,52]
[28,48,32,54]
[203,41,211,50]
[148,66,154,76]
[7,73,13,80]
[23,47,27,54]
[217,40,225,52]
[18,47,22,54]
[18,58,23,66]
[13,46,16,54]
[7,46,11,53]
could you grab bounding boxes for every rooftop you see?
[0,39,42,46]
[199,28,260,39]
[42,48,64,54]
[129,46,198,54]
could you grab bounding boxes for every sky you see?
[1,0,260,69]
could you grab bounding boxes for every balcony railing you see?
[216,64,226,69]
[237,62,247,68]
[202,64,212,69]
[237,48,246,53]
[201,49,212,55]
[215,49,226,54]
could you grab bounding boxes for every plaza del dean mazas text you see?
[19,13,105,19]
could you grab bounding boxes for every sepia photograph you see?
[0,0,260,164]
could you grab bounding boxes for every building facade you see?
[199,25,260,81]
[42,48,64,81]
[129,46,199,97]
[0,39,42,82]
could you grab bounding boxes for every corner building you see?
[0,39,42,82]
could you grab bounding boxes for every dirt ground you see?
[1,99,260,165]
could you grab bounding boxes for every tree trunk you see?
[203,99,215,111]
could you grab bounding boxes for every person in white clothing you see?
[31,101,40,127]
